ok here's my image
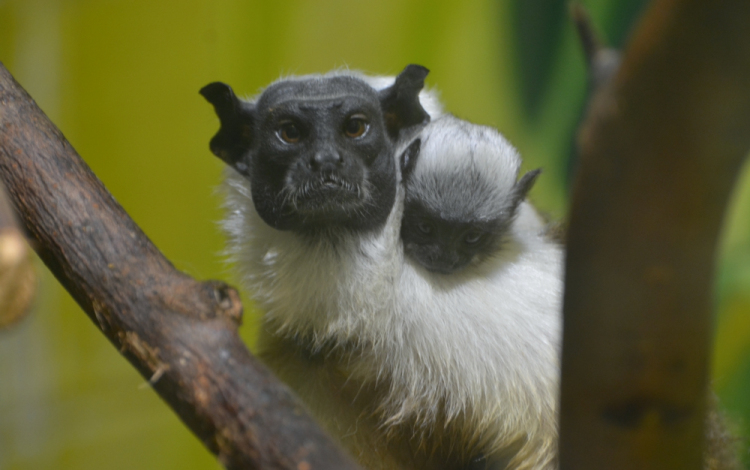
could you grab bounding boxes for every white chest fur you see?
[223,169,563,469]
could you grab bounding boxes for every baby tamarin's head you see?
[400,115,541,274]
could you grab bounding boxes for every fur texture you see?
[224,170,562,469]
[404,115,525,222]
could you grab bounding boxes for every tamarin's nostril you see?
[311,151,342,169]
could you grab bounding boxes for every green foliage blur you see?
[0,1,748,468]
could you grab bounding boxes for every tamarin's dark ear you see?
[512,168,542,206]
[379,64,430,140]
[400,139,421,182]
[200,82,254,176]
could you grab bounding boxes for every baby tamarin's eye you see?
[417,221,435,235]
[464,230,484,245]
[344,114,369,138]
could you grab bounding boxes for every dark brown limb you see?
[560,1,750,469]
[0,62,360,470]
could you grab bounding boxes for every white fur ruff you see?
[222,168,563,469]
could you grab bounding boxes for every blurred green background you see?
[1,0,749,468]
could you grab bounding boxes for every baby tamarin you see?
[399,114,546,275]
[396,115,562,469]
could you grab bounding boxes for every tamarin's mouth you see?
[282,172,367,214]
[318,173,358,192]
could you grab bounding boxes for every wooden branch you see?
[0,62,360,470]
[560,1,750,469]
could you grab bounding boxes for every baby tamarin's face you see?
[401,200,510,274]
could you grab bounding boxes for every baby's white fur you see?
[407,114,537,223]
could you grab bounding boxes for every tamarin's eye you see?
[417,221,434,235]
[344,115,369,138]
[278,121,302,143]
[464,230,484,244]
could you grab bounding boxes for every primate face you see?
[401,200,506,274]
[201,65,430,234]
[250,78,396,232]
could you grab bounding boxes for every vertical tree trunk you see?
[560,1,750,469]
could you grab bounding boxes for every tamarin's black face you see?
[201,65,430,234]
[401,201,509,274]
[251,78,398,232]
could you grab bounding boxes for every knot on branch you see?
[204,280,243,325]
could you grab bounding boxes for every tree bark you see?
[560,1,750,469]
[0,62,360,470]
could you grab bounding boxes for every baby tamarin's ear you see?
[512,168,542,207]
